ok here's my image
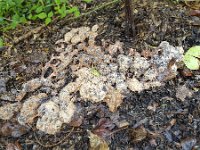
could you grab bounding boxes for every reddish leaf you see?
[181,68,193,77]
[190,10,200,16]
[69,116,83,127]
[93,118,115,139]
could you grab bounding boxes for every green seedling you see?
[0,38,3,47]
[91,68,101,77]
[82,0,92,3]
[183,46,200,70]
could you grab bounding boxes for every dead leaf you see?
[115,120,129,128]
[141,49,153,58]
[16,78,42,101]
[22,78,42,92]
[147,103,158,112]
[1,122,30,138]
[127,77,144,92]
[149,139,157,147]
[176,84,193,101]
[107,41,123,56]
[18,93,47,125]
[181,138,197,150]
[165,119,176,131]
[69,116,83,127]
[181,68,193,77]
[93,118,115,139]
[104,89,123,112]
[88,131,109,150]
[190,10,200,16]
[15,91,26,101]
[0,102,21,120]
[6,142,22,150]
[130,126,148,143]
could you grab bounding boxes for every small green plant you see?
[0,37,3,47]
[90,68,101,77]
[183,46,200,70]
[0,0,92,31]
[82,0,92,3]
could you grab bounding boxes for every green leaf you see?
[10,21,19,29]
[31,5,38,11]
[66,6,80,17]
[183,55,199,70]
[82,0,92,3]
[12,14,20,21]
[45,17,51,25]
[28,13,33,19]
[48,11,53,18]
[55,0,61,5]
[74,8,80,17]
[0,17,4,22]
[20,16,27,23]
[185,46,200,58]
[31,15,38,20]
[0,38,3,47]
[90,68,101,77]
[58,4,67,18]
[183,45,200,70]
[37,12,47,19]
[35,6,44,13]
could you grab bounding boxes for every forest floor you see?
[0,0,200,149]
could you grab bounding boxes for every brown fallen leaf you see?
[176,84,193,101]
[22,78,42,92]
[104,88,123,112]
[0,102,21,120]
[130,126,148,143]
[16,78,42,101]
[149,139,157,147]
[6,142,22,150]
[181,68,193,77]
[15,91,26,101]
[141,49,153,58]
[88,131,109,150]
[18,93,47,125]
[106,41,123,56]
[69,116,83,127]
[164,119,176,131]
[190,10,200,16]
[181,138,197,150]
[1,122,30,138]
[185,1,200,10]
[147,103,158,112]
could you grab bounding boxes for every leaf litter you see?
[2,21,198,150]
[0,25,187,136]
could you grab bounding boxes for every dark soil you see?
[0,0,200,149]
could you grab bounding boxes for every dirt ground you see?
[0,0,200,149]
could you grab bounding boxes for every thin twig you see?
[34,127,74,148]
[13,25,45,45]
[108,125,129,136]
